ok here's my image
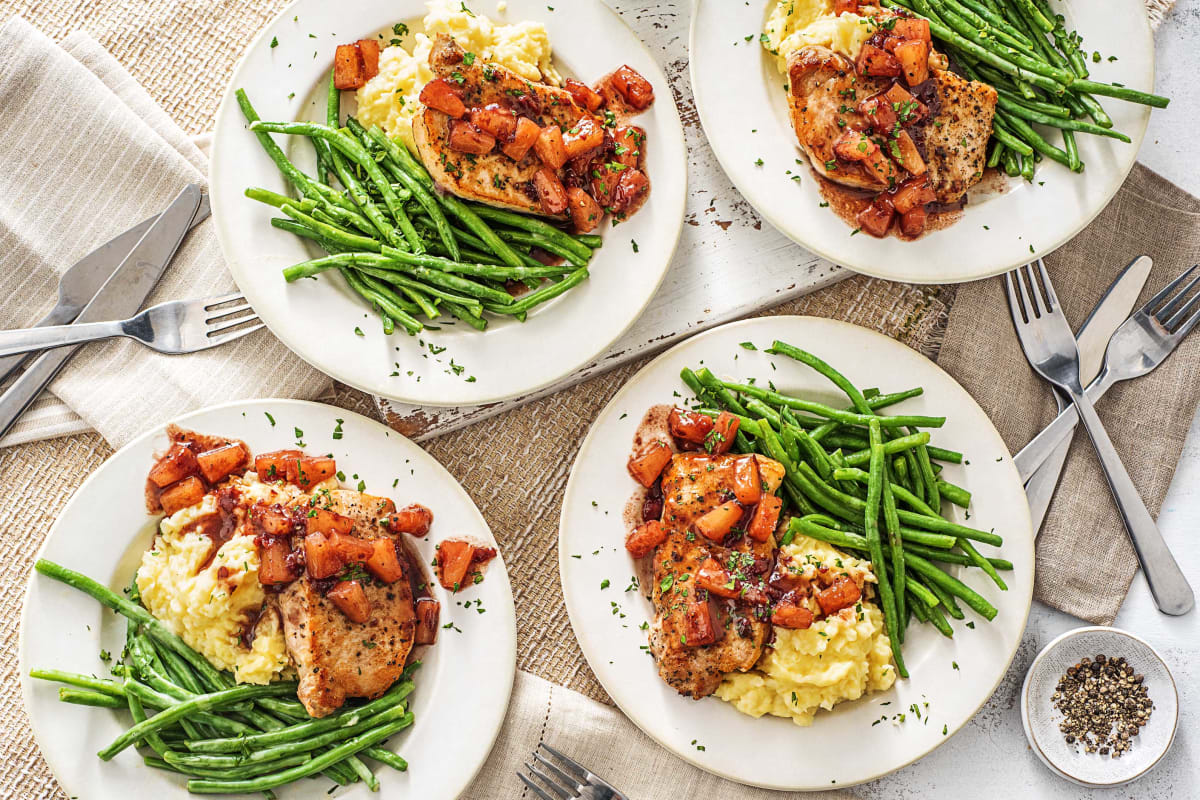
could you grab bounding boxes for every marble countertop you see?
[860,2,1200,795]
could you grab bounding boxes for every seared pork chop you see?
[921,69,997,202]
[276,490,417,717]
[786,46,891,191]
[413,35,586,217]
[648,453,785,699]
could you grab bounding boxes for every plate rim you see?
[17,397,517,800]
[208,0,688,407]
[557,314,1036,789]
[686,0,1156,285]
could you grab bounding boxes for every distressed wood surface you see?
[377,1,845,438]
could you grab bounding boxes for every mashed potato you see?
[715,535,896,725]
[356,0,561,146]
[762,0,875,73]
[137,473,311,684]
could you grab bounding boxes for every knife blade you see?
[0,193,211,385]
[0,184,203,439]
[1025,255,1153,532]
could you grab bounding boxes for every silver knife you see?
[1024,255,1153,532]
[0,194,211,386]
[0,184,203,439]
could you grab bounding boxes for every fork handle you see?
[0,319,133,358]
[1014,368,1116,481]
[1067,387,1194,615]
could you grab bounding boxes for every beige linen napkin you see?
[938,164,1200,625]
[0,17,330,449]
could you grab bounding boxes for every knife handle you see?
[0,319,132,358]
[0,344,85,440]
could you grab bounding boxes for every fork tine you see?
[1155,271,1200,324]
[206,323,265,347]
[1036,259,1059,312]
[1017,264,1039,318]
[202,292,246,308]
[207,314,261,336]
[1164,287,1200,333]
[534,752,585,793]
[525,763,574,799]
[517,773,558,800]
[205,303,253,321]
[1141,264,1198,316]
[537,743,590,781]
[1004,271,1026,326]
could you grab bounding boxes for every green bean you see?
[186,713,413,794]
[956,0,1033,43]
[340,267,423,334]
[904,552,998,620]
[248,121,424,252]
[931,0,1039,57]
[492,268,589,315]
[922,595,956,637]
[378,245,574,281]
[100,681,299,760]
[866,421,907,677]
[905,577,940,608]
[59,688,123,708]
[881,468,906,636]
[986,139,1005,169]
[936,479,972,508]
[921,573,965,619]
[353,265,482,316]
[496,229,590,267]
[574,233,603,249]
[927,445,963,464]
[1010,0,1054,31]
[841,432,931,467]
[245,187,318,212]
[764,342,873,413]
[31,669,125,696]
[994,95,1130,141]
[958,536,1008,590]
[996,111,1074,169]
[363,746,408,771]
[1001,144,1021,177]
[908,427,941,514]
[360,123,460,260]
[280,204,382,252]
[904,542,1013,570]
[895,508,1002,546]
[234,90,326,202]
[357,271,439,321]
[467,204,592,263]
[909,592,931,624]
[441,301,489,330]
[721,381,945,428]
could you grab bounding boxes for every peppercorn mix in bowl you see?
[1021,626,1178,788]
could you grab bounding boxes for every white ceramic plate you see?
[689,1,1155,284]
[210,0,686,406]
[559,316,1035,789]
[19,399,516,799]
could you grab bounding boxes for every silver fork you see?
[0,293,262,357]
[518,742,627,800]
[1006,261,1194,615]
[1015,264,1200,481]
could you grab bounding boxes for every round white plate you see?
[1021,626,1178,788]
[558,316,1035,789]
[690,1,1155,284]
[210,0,686,406]
[19,399,516,800]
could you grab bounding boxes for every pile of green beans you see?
[31,559,416,796]
[680,340,1011,676]
[880,0,1169,179]
[238,73,599,336]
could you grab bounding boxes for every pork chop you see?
[412,35,586,217]
[920,69,997,202]
[648,453,785,699]
[786,46,891,191]
[276,489,416,718]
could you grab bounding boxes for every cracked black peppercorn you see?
[1051,654,1153,758]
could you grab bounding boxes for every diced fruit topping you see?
[627,440,672,487]
[470,103,517,139]
[892,17,931,43]
[695,557,740,599]
[610,65,654,110]
[856,44,902,78]
[566,186,603,233]
[436,539,475,591]
[732,456,762,505]
[196,443,247,484]
[562,117,605,160]
[892,174,937,214]
[894,38,930,86]
[333,40,382,90]
[891,129,927,176]
[252,503,293,536]
[565,78,604,111]
[304,532,342,580]
[900,205,928,237]
[771,600,815,629]
[533,125,568,169]
[668,408,715,444]
[857,194,896,238]
[414,597,440,644]
[305,508,355,536]
[382,503,434,537]
[705,412,740,455]
[816,576,862,615]
[364,538,406,583]
[327,580,371,623]
[501,116,541,161]
[448,119,496,154]
[611,168,650,216]
[532,166,569,215]
[625,520,667,558]
[148,443,201,488]
[257,537,298,585]
[693,500,744,542]
[832,130,877,163]
[419,78,467,118]
[682,600,718,647]
[160,476,206,515]
[747,494,783,542]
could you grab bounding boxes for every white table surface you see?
[859,1,1200,795]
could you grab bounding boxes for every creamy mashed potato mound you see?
[356,0,561,147]
[762,0,875,73]
[137,473,319,684]
[715,535,896,725]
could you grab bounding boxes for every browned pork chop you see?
[786,45,996,203]
[786,46,891,191]
[412,35,586,217]
[276,489,417,718]
[648,453,785,699]
[921,69,997,202]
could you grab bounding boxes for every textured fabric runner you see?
[938,164,1200,625]
[0,0,1181,797]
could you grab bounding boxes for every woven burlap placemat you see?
[0,0,1175,795]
